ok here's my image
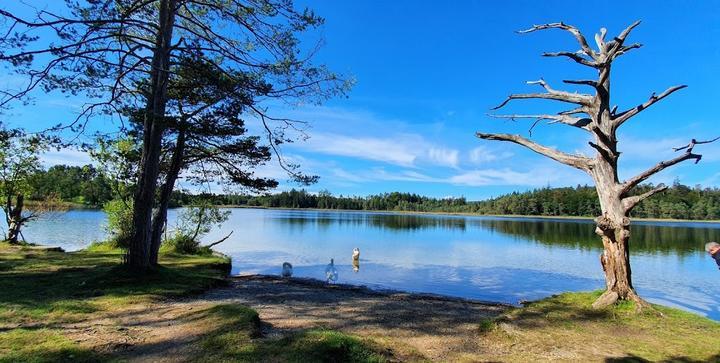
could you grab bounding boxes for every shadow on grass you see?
[0,328,107,363]
[0,246,229,324]
[188,303,398,363]
[498,291,613,329]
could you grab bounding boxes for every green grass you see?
[0,329,104,363]
[192,303,390,363]
[4,242,720,362]
[0,242,230,362]
[481,291,720,361]
[0,242,230,324]
[0,243,394,362]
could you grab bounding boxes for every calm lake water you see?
[22,208,720,320]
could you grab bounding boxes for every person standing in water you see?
[705,242,720,269]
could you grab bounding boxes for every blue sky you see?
[3,1,720,200]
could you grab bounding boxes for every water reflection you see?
[276,212,467,231]
[18,208,720,320]
[472,218,720,256]
[273,212,719,256]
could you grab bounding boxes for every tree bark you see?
[6,194,23,244]
[590,162,648,309]
[127,0,177,270]
[478,20,711,310]
[149,128,185,265]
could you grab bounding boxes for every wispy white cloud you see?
[298,132,461,168]
[41,148,93,167]
[428,147,459,168]
[617,136,686,162]
[326,162,589,188]
[302,133,419,166]
[468,146,513,164]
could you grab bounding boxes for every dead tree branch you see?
[672,136,720,153]
[622,184,668,212]
[205,230,233,249]
[518,22,597,59]
[492,79,593,110]
[476,132,591,170]
[487,113,592,132]
[613,85,687,127]
[620,137,720,196]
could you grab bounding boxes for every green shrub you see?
[102,198,133,249]
[163,203,229,255]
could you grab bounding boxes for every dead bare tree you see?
[477,21,718,309]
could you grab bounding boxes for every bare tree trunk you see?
[7,194,23,244]
[127,0,177,270]
[592,178,648,309]
[593,212,638,307]
[149,128,185,265]
[476,21,714,310]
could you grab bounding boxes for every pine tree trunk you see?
[127,0,177,270]
[149,129,185,265]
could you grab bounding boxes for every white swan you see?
[352,248,360,261]
[325,258,338,283]
[281,262,293,278]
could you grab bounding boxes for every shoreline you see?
[55,203,720,224]
[211,205,720,224]
[231,273,515,308]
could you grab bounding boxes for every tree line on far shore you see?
[28,165,720,221]
[204,183,720,220]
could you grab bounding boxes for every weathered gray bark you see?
[149,128,186,265]
[127,0,177,269]
[6,194,24,244]
[477,21,716,308]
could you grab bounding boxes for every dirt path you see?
[71,275,507,362]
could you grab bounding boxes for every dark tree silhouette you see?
[0,0,348,269]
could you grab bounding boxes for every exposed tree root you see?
[592,289,664,317]
[591,290,619,309]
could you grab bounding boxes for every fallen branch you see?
[205,230,234,249]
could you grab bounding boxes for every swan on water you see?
[325,258,338,283]
[352,248,360,261]
[281,262,293,278]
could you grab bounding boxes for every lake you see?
[22,208,720,320]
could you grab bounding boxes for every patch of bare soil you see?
[69,275,507,362]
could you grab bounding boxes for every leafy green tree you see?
[165,202,230,254]
[0,126,52,243]
[1,0,348,270]
[90,137,141,247]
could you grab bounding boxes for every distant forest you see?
[29,164,720,220]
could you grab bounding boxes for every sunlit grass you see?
[480,291,720,361]
[0,242,230,361]
[192,303,391,363]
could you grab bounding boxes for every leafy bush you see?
[103,198,133,249]
[163,203,230,255]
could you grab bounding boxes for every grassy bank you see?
[0,243,394,362]
[2,243,719,362]
[0,242,231,361]
[478,291,720,361]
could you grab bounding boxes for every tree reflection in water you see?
[274,211,719,257]
[473,218,720,256]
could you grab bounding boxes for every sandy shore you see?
[76,275,507,361]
